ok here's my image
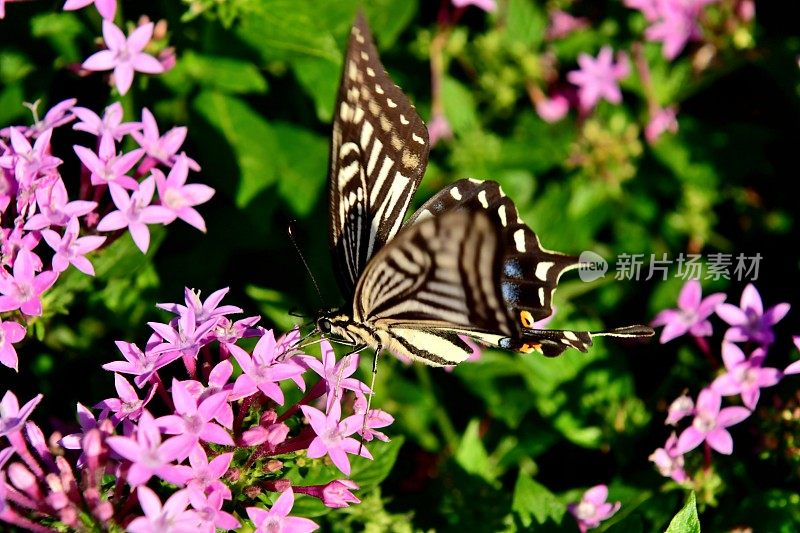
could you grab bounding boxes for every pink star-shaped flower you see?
[82,21,165,95]
[302,339,370,411]
[711,343,781,410]
[0,319,26,371]
[229,330,306,404]
[96,176,174,253]
[102,338,182,388]
[96,373,156,425]
[0,391,42,437]
[246,489,319,533]
[0,127,62,185]
[72,102,141,141]
[568,485,621,533]
[41,217,106,276]
[0,249,58,316]
[161,446,233,499]
[716,284,790,347]
[300,400,372,476]
[23,177,97,230]
[675,388,750,455]
[63,0,116,20]
[153,154,214,232]
[132,108,200,171]
[73,133,143,190]
[649,432,688,483]
[651,279,726,343]
[127,486,201,533]
[567,46,630,112]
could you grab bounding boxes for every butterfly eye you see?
[318,318,332,333]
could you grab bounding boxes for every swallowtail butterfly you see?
[315,14,653,368]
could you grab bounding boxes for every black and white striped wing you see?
[328,13,429,297]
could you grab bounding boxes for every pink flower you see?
[568,485,621,533]
[73,133,143,189]
[148,305,218,361]
[354,395,394,442]
[72,102,141,141]
[155,379,234,460]
[96,374,155,424]
[0,319,26,371]
[106,410,184,486]
[189,487,240,531]
[246,489,319,533]
[82,21,165,95]
[452,0,496,12]
[295,480,360,509]
[546,10,589,40]
[711,343,781,409]
[96,177,174,253]
[182,360,235,427]
[716,284,790,346]
[158,287,242,324]
[651,279,726,343]
[1,127,62,185]
[535,93,570,123]
[785,336,800,375]
[0,249,58,316]
[643,0,716,60]
[161,446,233,498]
[102,339,182,388]
[153,154,214,232]
[427,114,453,147]
[303,340,370,411]
[300,400,372,476]
[675,388,750,455]
[230,330,305,404]
[131,109,200,171]
[41,217,106,275]
[649,432,688,482]
[23,177,97,230]
[127,487,201,533]
[25,98,77,138]
[0,391,42,437]
[665,392,694,425]
[62,0,116,20]
[567,47,630,112]
[645,106,679,143]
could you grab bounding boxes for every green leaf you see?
[291,57,341,122]
[441,75,479,135]
[350,436,404,492]
[180,51,268,94]
[363,0,418,48]
[504,0,546,48]
[271,121,329,215]
[454,419,496,484]
[511,470,566,527]
[29,12,83,62]
[0,51,34,84]
[665,492,701,533]
[193,91,279,208]
[0,84,24,125]
[245,285,302,332]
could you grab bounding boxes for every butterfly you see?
[314,14,653,369]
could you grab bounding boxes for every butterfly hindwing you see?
[329,14,429,297]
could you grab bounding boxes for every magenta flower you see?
[300,400,372,476]
[157,287,243,325]
[624,0,659,21]
[651,279,726,343]
[0,391,42,437]
[182,360,235,427]
[535,93,570,123]
[246,489,319,533]
[131,108,200,171]
[0,249,58,316]
[675,388,750,455]
[96,374,155,424]
[102,339,182,388]
[665,392,694,426]
[0,319,26,371]
[1,127,62,184]
[644,0,716,60]
[23,178,97,230]
[155,379,234,459]
[63,0,116,20]
[189,487,240,531]
[546,10,589,40]
[60,402,100,451]
[127,487,201,533]
[716,284,790,346]
[568,485,621,533]
[295,480,360,509]
[452,0,496,12]
[649,432,688,483]
[25,98,77,138]
[82,21,165,95]
[148,305,218,361]
[72,102,140,141]
[645,106,679,143]
[230,330,305,404]
[161,446,232,498]
[73,133,143,189]
[96,177,174,253]
[153,154,214,232]
[41,217,106,275]
[567,46,630,112]
[711,343,781,409]
[241,418,290,448]
[785,336,800,375]
[427,113,453,147]
[106,410,184,486]
[304,340,370,411]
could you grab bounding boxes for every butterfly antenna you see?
[288,222,327,308]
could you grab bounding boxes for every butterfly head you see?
[315,309,362,346]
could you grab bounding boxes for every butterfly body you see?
[316,14,653,367]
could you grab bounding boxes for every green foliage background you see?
[1,0,799,531]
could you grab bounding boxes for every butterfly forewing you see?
[329,14,429,297]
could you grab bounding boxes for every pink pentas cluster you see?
[0,287,393,530]
[568,484,621,532]
[0,99,212,372]
[625,0,717,60]
[649,281,797,483]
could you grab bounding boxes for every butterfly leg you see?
[358,342,382,457]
